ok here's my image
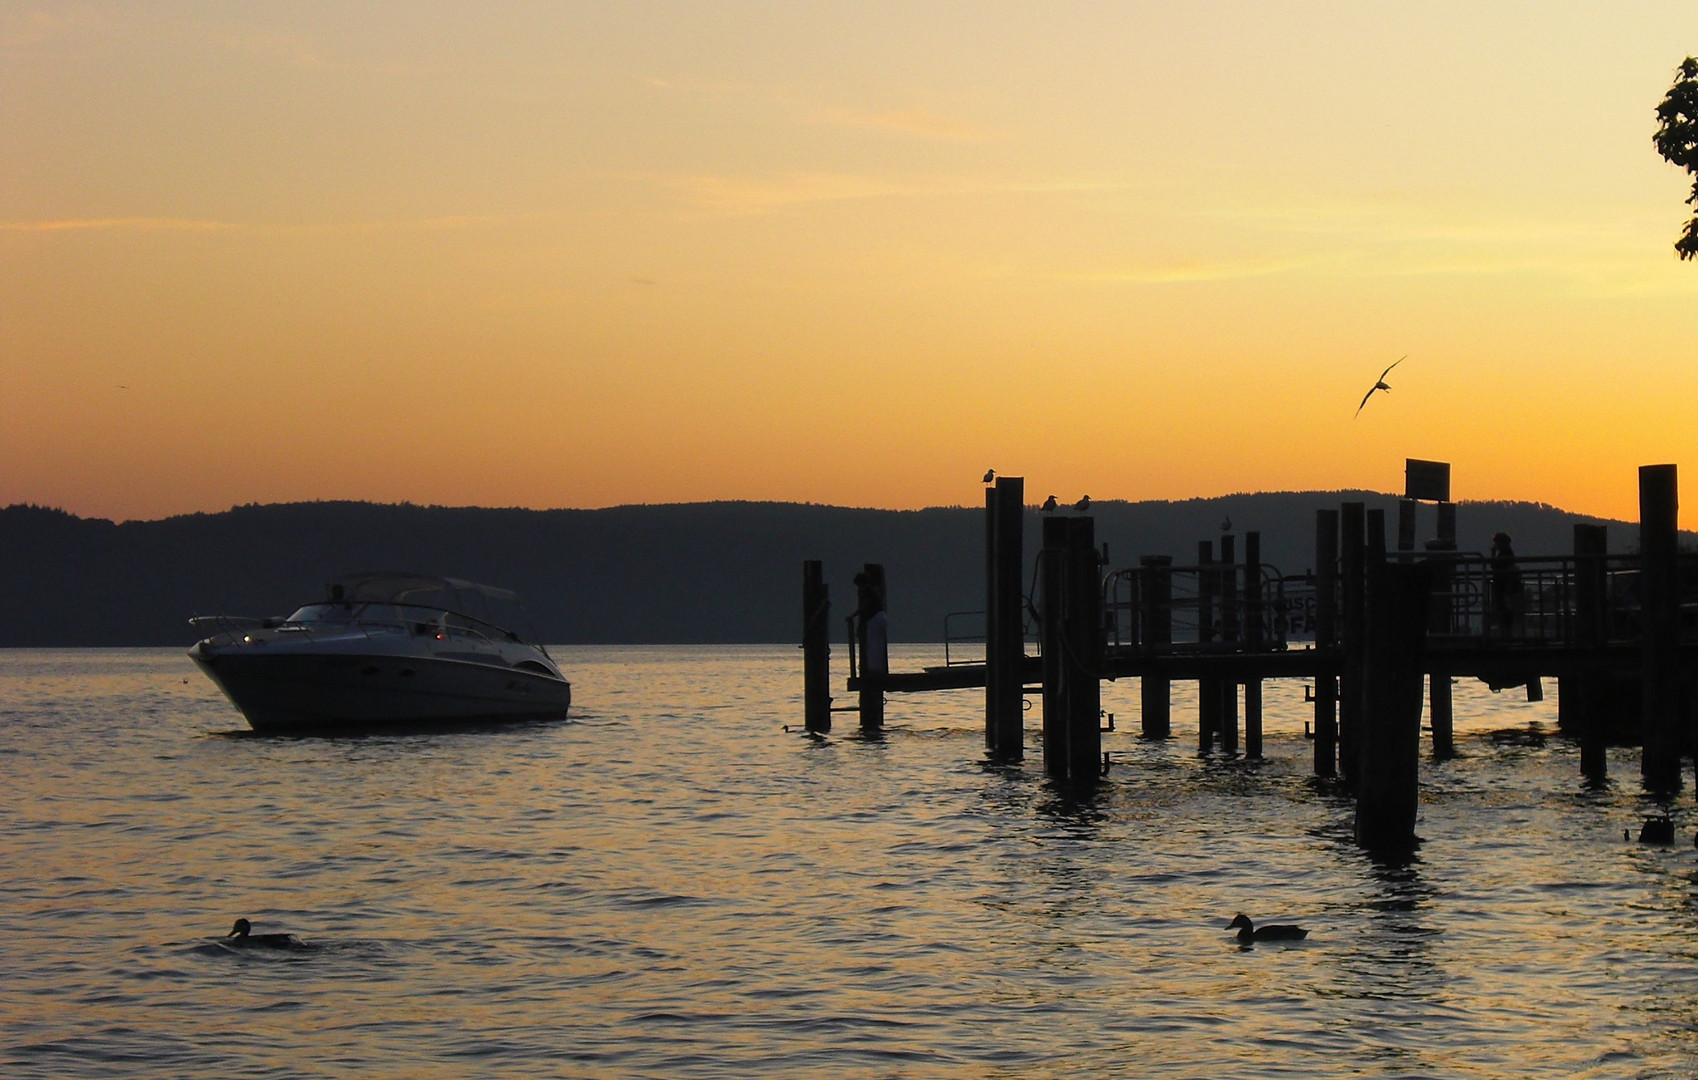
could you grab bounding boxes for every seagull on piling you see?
[1042,495,1059,512]
[1355,356,1406,417]
[1074,495,1091,512]
[983,469,996,484]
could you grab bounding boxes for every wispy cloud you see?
[813,106,990,142]
[642,171,1133,215]
[1069,258,1320,285]
[0,214,543,236]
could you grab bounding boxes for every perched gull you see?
[1074,495,1091,512]
[983,469,996,484]
[1041,495,1059,512]
[1355,356,1406,417]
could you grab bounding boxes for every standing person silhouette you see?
[1490,532,1524,638]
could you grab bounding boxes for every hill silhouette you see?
[0,493,1655,646]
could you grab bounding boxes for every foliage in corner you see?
[1653,56,1698,260]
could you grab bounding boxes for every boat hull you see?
[191,649,571,734]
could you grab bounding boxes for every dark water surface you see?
[4,646,1698,1078]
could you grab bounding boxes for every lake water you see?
[3,645,1698,1078]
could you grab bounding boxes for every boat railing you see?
[192,604,524,646]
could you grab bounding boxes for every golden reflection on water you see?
[2,645,1698,1077]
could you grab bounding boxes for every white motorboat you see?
[189,572,571,733]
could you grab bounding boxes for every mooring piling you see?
[1313,509,1339,777]
[1427,502,1457,759]
[1355,561,1431,852]
[1571,522,1609,782]
[802,560,831,734]
[1219,532,1240,754]
[1040,517,1069,778]
[1197,539,1219,752]
[984,476,1026,758]
[1639,464,1682,793]
[1140,554,1173,738]
[1339,502,1366,786]
[1244,530,1264,758]
[856,562,887,733]
[1065,517,1103,786]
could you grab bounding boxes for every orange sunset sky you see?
[4,3,1697,524]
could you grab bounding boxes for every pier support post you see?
[1140,555,1173,738]
[855,563,887,733]
[1041,517,1069,779]
[1219,533,1240,754]
[1397,499,1417,557]
[1244,530,1263,759]
[985,476,1026,758]
[1571,523,1609,782]
[1639,465,1682,793]
[1427,505,1457,759]
[1340,502,1367,787]
[1065,517,1102,786]
[1314,509,1339,777]
[803,560,831,733]
[1356,562,1430,853]
[1197,540,1219,751]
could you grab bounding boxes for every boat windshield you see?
[287,604,360,624]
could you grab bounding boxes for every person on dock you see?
[1490,532,1524,638]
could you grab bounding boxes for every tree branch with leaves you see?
[1654,57,1698,260]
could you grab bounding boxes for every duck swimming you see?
[225,918,301,948]
[1228,913,1308,943]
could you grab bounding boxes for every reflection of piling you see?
[1639,465,1682,793]
[984,477,1026,758]
[1140,555,1173,738]
[802,560,831,733]
[1313,509,1339,777]
[1356,562,1430,852]
[1243,530,1264,759]
[1339,502,1366,786]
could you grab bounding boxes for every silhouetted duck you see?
[225,918,301,948]
[1228,913,1308,943]
[1639,815,1676,844]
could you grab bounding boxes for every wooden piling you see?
[1639,464,1681,793]
[803,560,831,733]
[1339,502,1366,786]
[1040,517,1069,778]
[1197,539,1218,751]
[1244,531,1263,759]
[1571,522,1608,782]
[985,477,1026,758]
[856,563,887,733]
[1356,561,1430,852]
[1065,517,1102,787]
[1140,555,1173,738]
[1427,503,1456,759]
[1314,509,1339,777]
[1397,498,1417,556]
[1219,533,1239,754]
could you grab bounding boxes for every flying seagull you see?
[983,469,996,484]
[1042,495,1059,512]
[1355,356,1406,417]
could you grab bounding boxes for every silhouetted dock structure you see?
[802,463,1698,851]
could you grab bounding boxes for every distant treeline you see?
[0,494,1652,646]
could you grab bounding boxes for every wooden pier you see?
[803,464,1698,852]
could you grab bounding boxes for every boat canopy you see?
[327,572,533,637]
